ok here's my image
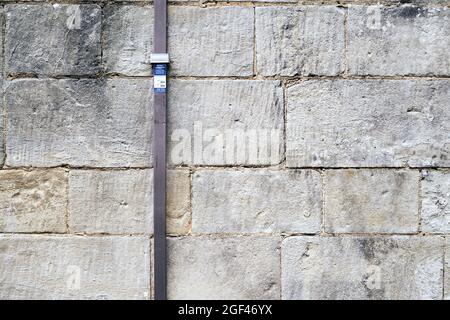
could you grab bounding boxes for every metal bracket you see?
[150,53,170,64]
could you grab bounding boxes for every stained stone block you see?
[286,79,450,167]
[348,5,450,76]
[282,236,444,300]
[5,4,101,76]
[421,171,450,233]
[103,5,153,76]
[6,79,152,167]
[0,170,67,233]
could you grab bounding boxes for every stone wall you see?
[0,0,449,300]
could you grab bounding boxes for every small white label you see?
[154,75,167,89]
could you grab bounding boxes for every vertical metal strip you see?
[154,0,167,53]
[153,0,168,301]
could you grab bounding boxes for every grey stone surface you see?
[421,170,450,233]
[0,9,4,166]
[69,170,152,234]
[446,238,450,300]
[103,5,153,76]
[168,80,284,166]
[1,0,449,302]
[0,169,67,233]
[68,169,190,235]
[168,236,280,299]
[5,4,101,76]
[282,236,444,300]
[255,6,345,76]
[351,0,450,3]
[0,235,151,300]
[167,170,191,235]
[348,5,450,76]
[345,0,450,3]
[324,170,419,233]
[0,8,3,75]
[192,169,322,234]
[286,79,450,167]
[227,0,296,1]
[6,79,152,167]
[102,6,253,76]
[169,7,254,76]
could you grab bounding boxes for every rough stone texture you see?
[0,235,151,300]
[354,0,450,3]
[421,171,450,233]
[6,79,152,167]
[0,9,3,75]
[103,5,153,76]
[2,1,450,301]
[169,7,254,76]
[168,237,280,299]
[167,170,191,235]
[192,169,322,234]
[68,169,190,235]
[446,238,450,300]
[0,170,67,233]
[255,6,345,76]
[324,170,419,233]
[102,6,254,76]
[5,4,101,76]
[282,236,444,300]
[348,6,450,76]
[69,170,152,234]
[286,79,450,167]
[168,80,284,166]
[227,0,297,1]
[0,9,4,166]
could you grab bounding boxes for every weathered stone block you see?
[348,5,450,76]
[192,169,322,234]
[103,7,253,76]
[5,4,101,76]
[69,170,152,234]
[168,80,284,166]
[0,169,67,233]
[282,236,444,300]
[68,169,190,235]
[286,79,450,167]
[167,170,191,235]
[6,79,152,167]
[168,237,280,299]
[0,235,151,300]
[103,5,153,76]
[255,6,345,76]
[169,7,254,76]
[421,171,450,233]
[324,170,419,233]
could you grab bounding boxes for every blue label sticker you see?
[154,88,166,93]
[153,64,168,93]
[153,64,167,75]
